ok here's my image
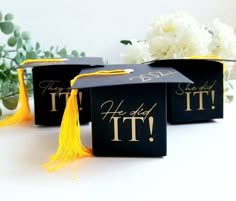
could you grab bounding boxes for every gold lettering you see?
[185,92,192,112]
[100,100,127,122]
[50,93,57,112]
[129,71,177,82]
[78,91,83,111]
[143,103,157,119]
[130,103,157,119]
[176,81,217,95]
[39,80,66,95]
[193,91,209,110]
[50,92,70,112]
[123,117,144,141]
[185,83,198,91]
[175,83,185,95]
[209,81,216,91]
[199,81,216,91]
[111,117,122,141]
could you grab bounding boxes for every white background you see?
[1,0,236,63]
[1,2,236,201]
[0,102,236,201]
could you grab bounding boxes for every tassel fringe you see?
[0,68,33,126]
[44,69,132,173]
[43,90,92,172]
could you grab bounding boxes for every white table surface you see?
[0,101,236,201]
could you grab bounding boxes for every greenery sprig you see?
[0,11,85,116]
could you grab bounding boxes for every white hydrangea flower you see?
[120,11,236,73]
[207,18,236,71]
[120,39,153,64]
[208,18,236,58]
[146,12,212,59]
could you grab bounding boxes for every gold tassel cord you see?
[43,69,133,174]
[0,58,67,126]
[20,58,67,66]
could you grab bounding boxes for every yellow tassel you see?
[0,58,67,126]
[0,68,33,126]
[44,69,133,174]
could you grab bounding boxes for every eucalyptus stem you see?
[0,91,19,100]
[0,89,33,100]
[5,50,18,53]
[1,55,17,64]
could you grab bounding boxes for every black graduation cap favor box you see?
[150,59,224,124]
[22,57,104,125]
[73,64,192,157]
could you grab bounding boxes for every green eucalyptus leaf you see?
[26,51,37,59]
[0,107,2,116]
[3,50,9,57]
[7,36,17,47]
[8,69,18,80]
[35,42,40,51]
[16,38,23,49]
[21,31,31,40]
[23,40,33,51]
[0,63,7,70]
[120,40,132,45]
[14,53,23,64]
[224,70,229,80]
[11,82,18,93]
[0,21,14,34]
[0,45,3,52]
[1,81,10,96]
[14,25,20,31]
[3,68,11,76]
[226,95,234,103]
[4,13,14,21]
[71,50,79,57]
[44,51,51,58]
[19,52,26,63]
[26,81,33,90]
[14,29,20,37]
[50,52,54,58]
[9,73,18,81]
[0,70,7,81]
[2,96,18,110]
[10,65,17,70]
[10,59,15,67]
[58,48,67,57]
[227,82,234,90]
[80,52,86,57]
[0,12,2,22]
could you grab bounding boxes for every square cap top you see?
[72,64,193,89]
[20,57,104,68]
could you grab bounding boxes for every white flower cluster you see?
[121,12,236,68]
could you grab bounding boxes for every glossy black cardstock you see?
[22,57,104,125]
[73,64,192,157]
[150,59,224,124]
